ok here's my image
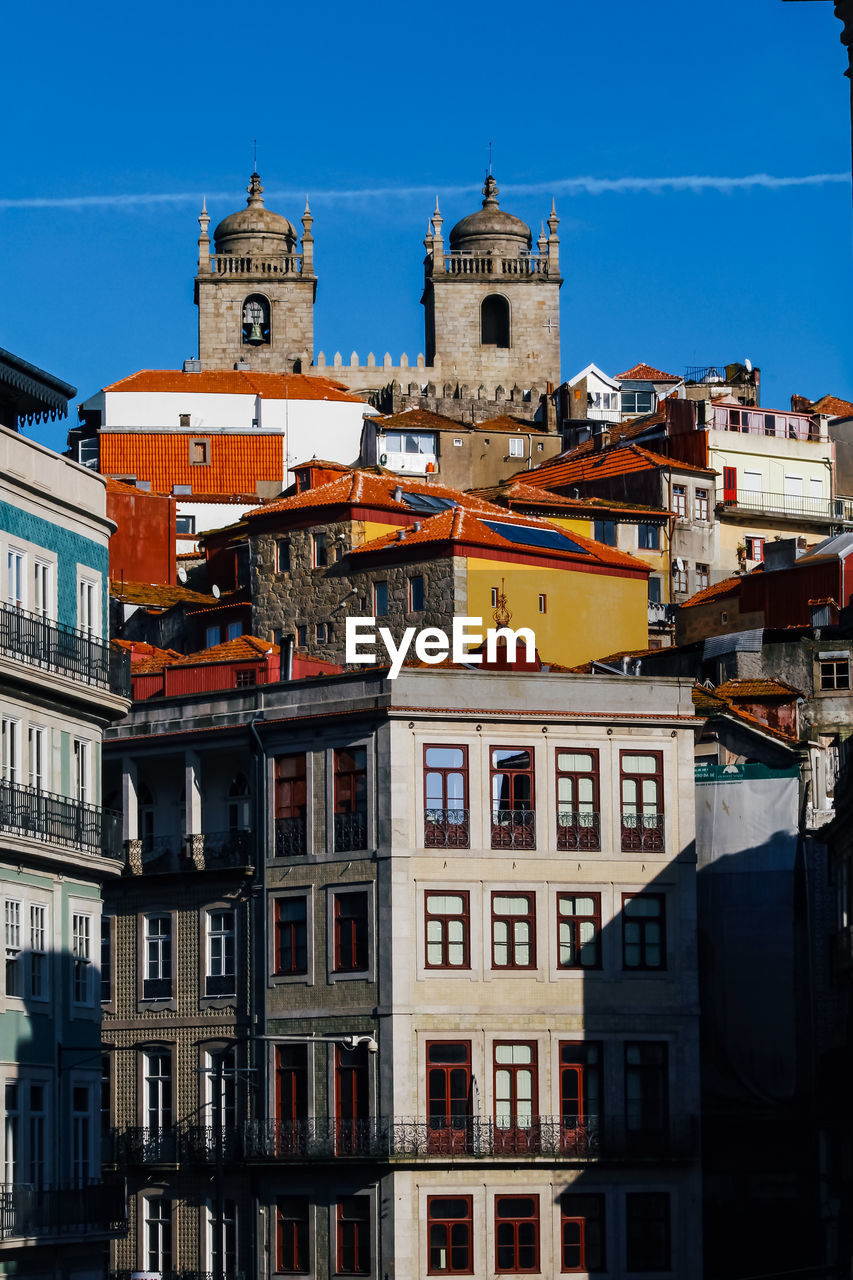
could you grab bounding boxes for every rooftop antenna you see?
[488,141,493,176]
[253,138,258,172]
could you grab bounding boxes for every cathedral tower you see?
[195,172,316,372]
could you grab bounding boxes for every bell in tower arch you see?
[242,294,271,346]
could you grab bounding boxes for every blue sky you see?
[2,0,851,452]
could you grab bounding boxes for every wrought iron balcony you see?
[0,602,130,696]
[0,1179,125,1240]
[110,1273,223,1280]
[334,811,368,852]
[125,829,252,875]
[621,812,665,852]
[275,815,307,857]
[490,808,535,850]
[0,778,122,859]
[105,1125,241,1165]
[556,810,601,852]
[424,807,470,849]
[716,488,846,522]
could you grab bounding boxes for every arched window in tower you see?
[481,295,510,348]
[242,294,271,346]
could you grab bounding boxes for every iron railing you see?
[0,602,130,696]
[110,1273,223,1280]
[105,1125,241,1165]
[490,808,535,850]
[0,1179,125,1239]
[424,808,470,849]
[556,811,601,852]
[0,778,122,859]
[275,815,307,857]
[716,488,849,522]
[125,829,252,874]
[621,812,665,852]
[334,811,368,852]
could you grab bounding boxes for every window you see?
[621,391,654,415]
[695,489,709,521]
[620,752,664,851]
[28,1083,46,1190]
[189,438,210,466]
[494,1043,538,1151]
[72,912,92,1003]
[561,1194,605,1273]
[275,898,308,976]
[333,892,369,973]
[560,1042,602,1148]
[695,563,709,591]
[71,1085,91,1185]
[1,717,20,784]
[144,1052,172,1133]
[226,620,242,642]
[30,904,47,1000]
[175,515,195,536]
[427,1042,472,1152]
[745,536,764,562]
[623,895,666,970]
[722,466,737,502]
[593,519,617,546]
[206,624,221,648]
[424,745,469,848]
[335,1043,370,1153]
[490,747,535,849]
[73,738,91,805]
[428,1196,473,1274]
[556,750,600,850]
[235,668,256,688]
[491,893,536,969]
[276,1045,308,1143]
[384,429,437,456]
[276,540,291,573]
[372,580,388,615]
[209,1199,238,1277]
[144,1197,173,1272]
[625,1042,669,1142]
[100,1054,111,1137]
[625,1193,671,1272]
[296,624,307,648]
[32,560,52,619]
[672,485,686,518]
[481,295,510,348]
[7,550,25,609]
[206,909,235,995]
[425,893,470,969]
[28,726,45,792]
[275,754,307,856]
[672,563,688,594]
[538,594,547,613]
[312,532,328,568]
[100,916,111,1004]
[3,1081,17,1183]
[409,575,425,612]
[337,1196,371,1274]
[508,437,524,458]
[495,1195,539,1273]
[77,578,97,636]
[557,894,601,969]
[5,899,21,998]
[334,747,368,851]
[821,658,850,691]
[637,523,659,550]
[277,1196,309,1273]
[242,293,270,345]
[143,914,172,999]
[648,576,662,605]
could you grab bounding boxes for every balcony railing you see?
[125,829,252,875]
[0,602,130,696]
[716,488,850,522]
[621,812,665,852]
[105,1125,241,1165]
[491,808,535,850]
[0,779,122,859]
[111,1273,223,1280]
[0,1179,125,1240]
[556,811,601,852]
[424,808,470,849]
[334,811,368,852]
[275,815,307,857]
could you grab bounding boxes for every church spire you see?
[246,171,265,207]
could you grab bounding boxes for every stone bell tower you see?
[421,174,562,394]
[194,172,316,372]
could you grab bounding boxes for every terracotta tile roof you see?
[372,408,548,434]
[100,431,283,496]
[246,469,506,521]
[715,677,803,700]
[470,480,667,519]
[692,684,730,715]
[111,639,184,672]
[811,394,853,418]
[679,576,742,608]
[350,506,648,572]
[692,684,799,744]
[171,635,276,666]
[616,363,681,382]
[512,443,714,491]
[109,579,218,608]
[102,369,362,402]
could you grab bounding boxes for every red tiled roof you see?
[811,394,853,418]
[171,635,276,666]
[246,469,506,521]
[111,639,184,672]
[102,369,362,402]
[616,363,681,382]
[109,579,218,608]
[512,443,714,491]
[372,408,548,434]
[100,432,283,496]
[715,677,802,700]
[679,576,742,609]
[692,685,798,744]
[471,480,667,519]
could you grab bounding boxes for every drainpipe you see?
[281,634,295,681]
[526,433,533,470]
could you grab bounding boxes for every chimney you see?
[594,428,611,452]
[280,634,295,681]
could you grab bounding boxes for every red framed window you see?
[695,488,709,521]
[622,894,666,970]
[275,1045,308,1141]
[274,898,308,975]
[490,747,535,849]
[494,1195,539,1273]
[561,1193,605,1273]
[625,1042,669,1141]
[277,1196,309,1273]
[555,750,600,850]
[425,892,470,969]
[275,754,308,856]
[672,485,686,518]
[424,745,469,848]
[426,1041,472,1152]
[626,1192,670,1271]
[334,748,367,852]
[559,1042,602,1153]
[620,752,664,851]
[335,1042,369,1154]
[557,894,601,969]
[494,1042,538,1153]
[333,891,369,973]
[427,1196,473,1274]
[491,893,536,970]
[336,1196,370,1274]
[745,535,765,562]
[723,466,737,503]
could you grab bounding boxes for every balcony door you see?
[427,1042,472,1153]
[560,1042,601,1154]
[494,1043,538,1154]
[335,1043,369,1154]
[276,1045,308,1154]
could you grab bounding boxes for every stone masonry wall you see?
[197,275,315,372]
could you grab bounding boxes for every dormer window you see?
[242,294,271,346]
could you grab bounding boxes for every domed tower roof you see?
[213,172,298,256]
[448,175,532,254]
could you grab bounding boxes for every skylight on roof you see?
[402,491,457,516]
[482,520,591,555]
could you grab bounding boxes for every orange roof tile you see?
[811,394,853,418]
[246,469,506,521]
[171,635,276,666]
[111,639,184,672]
[691,684,799,744]
[616,363,681,382]
[679,576,742,608]
[102,369,362,402]
[372,408,548,434]
[100,432,283,496]
[512,443,714,491]
[109,579,219,608]
[715,677,803,700]
[471,480,668,519]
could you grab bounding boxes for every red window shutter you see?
[723,467,737,503]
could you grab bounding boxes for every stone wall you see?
[196,274,315,372]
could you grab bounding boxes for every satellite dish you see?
[177,566,188,584]
[212,584,221,599]
[744,357,753,373]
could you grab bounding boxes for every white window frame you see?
[28,725,46,792]
[1,717,21,785]
[206,1196,239,1276]
[143,914,173,1000]
[143,1051,172,1132]
[71,911,93,1006]
[32,560,53,621]
[4,900,22,1000]
[205,908,236,995]
[508,437,524,458]
[29,902,48,1002]
[3,1078,19,1184]
[73,738,91,806]
[70,1079,93,1186]
[6,549,26,610]
[26,1079,48,1189]
[77,575,99,638]
[143,1195,173,1272]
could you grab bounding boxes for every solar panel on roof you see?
[402,491,457,515]
[482,520,591,555]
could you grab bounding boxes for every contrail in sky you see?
[0,172,848,210]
